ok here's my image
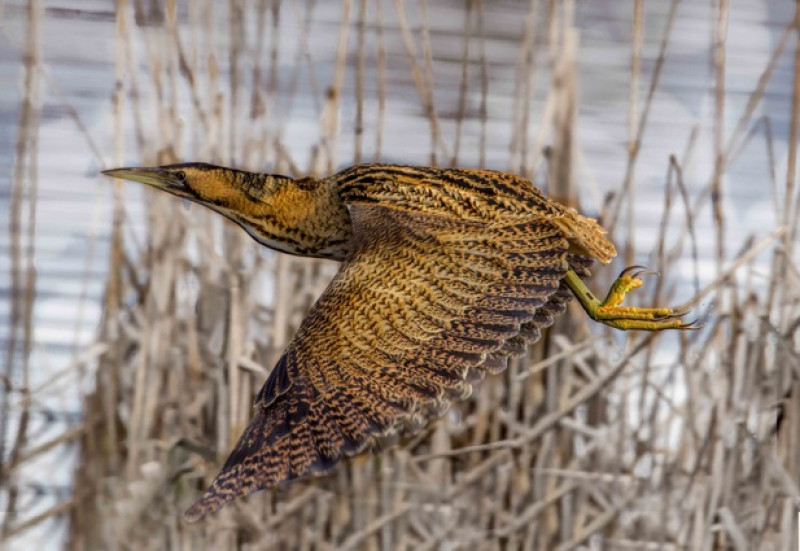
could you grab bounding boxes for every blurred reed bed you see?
[2,0,799,549]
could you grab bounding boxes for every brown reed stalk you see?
[1,1,797,549]
[1,0,41,540]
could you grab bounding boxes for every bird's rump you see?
[184,201,578,521]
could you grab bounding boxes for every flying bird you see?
[103,162,694,522]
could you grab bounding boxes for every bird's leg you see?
[564,266,696,331]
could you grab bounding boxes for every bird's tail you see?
[550,209,616,264]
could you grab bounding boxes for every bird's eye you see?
[175,171,187,182]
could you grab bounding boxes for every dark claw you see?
[658,305,693,320]
[619,265,647,279]
[678,318,703,330]
[631,269,660,280]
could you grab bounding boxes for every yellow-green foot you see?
[564,266,698,331]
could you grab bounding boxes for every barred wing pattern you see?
[184,203,574,521]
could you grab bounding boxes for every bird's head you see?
[101,162,286,215]
[102,162,350,258]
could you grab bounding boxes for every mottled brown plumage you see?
[102,162,692,523]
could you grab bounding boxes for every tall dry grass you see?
[2,0,799,549]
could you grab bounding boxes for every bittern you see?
[102,162,694,522]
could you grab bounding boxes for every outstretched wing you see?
[184,203,574,522]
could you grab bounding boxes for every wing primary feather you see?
[255,351,295,406]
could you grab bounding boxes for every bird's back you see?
[332,164,615,263]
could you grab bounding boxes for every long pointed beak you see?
[102,167,193,198]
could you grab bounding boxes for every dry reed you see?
[1,1,798,549]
